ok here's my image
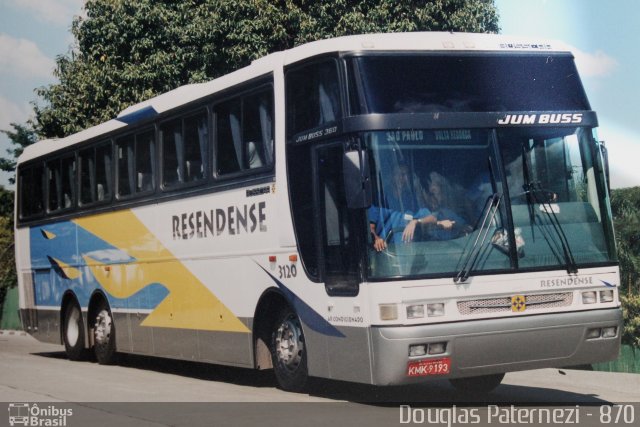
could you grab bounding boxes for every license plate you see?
[407,357,451,377]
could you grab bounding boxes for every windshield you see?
[365,127,616,280]
[499,126,616,270]
[349,54,590,113]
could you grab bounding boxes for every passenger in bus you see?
[424,171,472,240]
[369,164,456,252]
[246,141,264,168]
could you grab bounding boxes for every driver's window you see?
[316,143,360,295]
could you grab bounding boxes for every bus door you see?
[313,142,363,296]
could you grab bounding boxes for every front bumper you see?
[370,308,622,386]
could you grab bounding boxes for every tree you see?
[0,188,15,316]
[611,187,640,296]
[0,0,500,313]
[0,122,38,184]
[31,0,500,140]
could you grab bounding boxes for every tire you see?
[271,307,308,392]
[449,373,505,395]
[63,302,86,361]
[93,301,117,365]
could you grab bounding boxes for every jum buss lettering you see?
[172,202,267,240]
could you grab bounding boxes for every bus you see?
[16,32,622,393]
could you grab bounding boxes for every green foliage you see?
[0,122,38,184]
[611,187,640,347]
[611,187,640,296]
[32,0,499,139]
[0,188,16,314]
[621,295,640,347]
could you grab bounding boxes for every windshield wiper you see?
[521,146,578,274]
[455,192,502,283]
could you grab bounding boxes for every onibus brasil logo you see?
[8,403,73,426]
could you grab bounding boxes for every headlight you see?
[582,291,597,304]
[599,289,614,303]
[428,342,447,355]
[586,328,601,339]
[379,304,398,321]
[427,303,445,317]
[406,304,425,319]
[409,344,427,357]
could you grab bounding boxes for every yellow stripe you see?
[75,210,250,333]
[42,230,57,239]
[51,257,81,280]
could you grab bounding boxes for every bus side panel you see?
[326,326,375,384]
[26,222,82,344]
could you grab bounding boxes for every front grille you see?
[457,292,573,315]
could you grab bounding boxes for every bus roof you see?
[19,32,573,164]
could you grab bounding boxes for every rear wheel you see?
[449,373,505,395]
[93,301,117,365]
[271,307,308,392]
[63,303,86,361]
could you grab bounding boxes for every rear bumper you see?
[370,308,622,386]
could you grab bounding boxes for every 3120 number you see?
[278,264,297,279]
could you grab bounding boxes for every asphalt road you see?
[1,331,639,427]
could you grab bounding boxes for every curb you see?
[0,329,27,336]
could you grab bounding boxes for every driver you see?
[368,163,455,252]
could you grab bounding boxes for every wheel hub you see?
[274,315,304,372]
[94,309,112,345]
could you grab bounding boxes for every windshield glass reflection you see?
[365,127,616,280]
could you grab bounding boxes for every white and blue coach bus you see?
[16,33,621,393]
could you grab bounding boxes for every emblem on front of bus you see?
[511,295,526,312]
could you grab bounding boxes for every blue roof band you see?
[116,105,159,125]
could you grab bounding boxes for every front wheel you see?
[271,307,308,392]
[449,373,505,395]
[93,301,117,365]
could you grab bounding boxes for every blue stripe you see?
[600,280,617,288]
[257,264,345,338]
[116,106,158,125]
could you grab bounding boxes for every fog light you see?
[582,291,597,304]
[600,290,614,303]
[409,344,427,357]
[428,342,447,355]
[407,304,425,319]
[586,328,601,339]
[602,327,617,338]
[427,303,445,317]
[379,304,398,321]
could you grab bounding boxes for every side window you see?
[243,90,274,169]
[116,135,135,197]
[135,130,155,193]
[286,60,341,138]
[79,142,112,205]
[116,129,155,198]
[47,156,75,212]
[95,143,113,202]
[19,165,44,218]
[215,98,242,175]
[214,87,273,177]
[79,147,94,205]
[160,110,207,188]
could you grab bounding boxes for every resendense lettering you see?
[540,276,593,288]
[172,202,267,240]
